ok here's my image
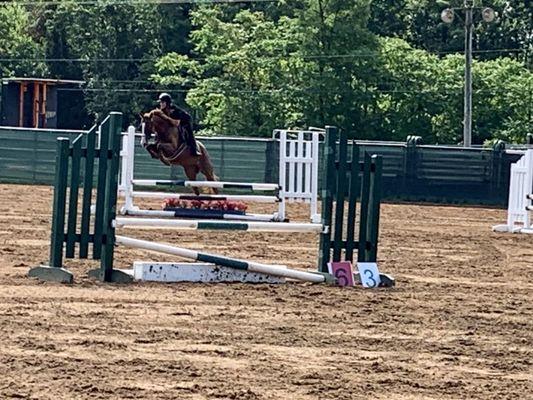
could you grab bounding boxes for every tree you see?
[0,4,47,78]
[33,1,167,125]
[472,57,532,143]
[153,1,382,137]
[373,37,442,142]
[376,37,533,144]
[369,0,532,66]
[153,6,312,136]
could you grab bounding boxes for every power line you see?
[0,48,527,63]
[0,58,156,62]
[4,0,279,5]
[434,48,527,55]
[58,88,189,92]
[56,87,530,95]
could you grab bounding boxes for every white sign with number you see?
[356,262,381,288]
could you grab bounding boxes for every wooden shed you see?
[0,78,84,129]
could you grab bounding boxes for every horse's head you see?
[139,111,152,133]
[139,111,156,146]
[139,109,176,149]
[141,109,171,133]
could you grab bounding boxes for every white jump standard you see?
[493,149,533,233]
[276,129,321,223]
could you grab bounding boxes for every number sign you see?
[356,262,381,288]
[327,261,354,287]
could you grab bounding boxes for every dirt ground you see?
[0,183,531,400]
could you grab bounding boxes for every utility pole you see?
[441,2,495,147]
[463,0,474,147]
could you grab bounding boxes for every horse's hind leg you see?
[184,165,201,196]
[202,168,219,194]
[198,145,219,194]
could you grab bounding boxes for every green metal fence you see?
[0,125,518,205]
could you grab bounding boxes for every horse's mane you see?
[147,109,174,131]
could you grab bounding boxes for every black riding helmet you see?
[158,92,172,104]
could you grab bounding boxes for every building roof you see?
[2,78,84,85]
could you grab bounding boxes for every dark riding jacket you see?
[165,105,199,155]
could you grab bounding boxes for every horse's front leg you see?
[184,165,201,196]
[140,122,151,148]
[144,142,170,166]
[145,143,160,159]
[157,142,177,158]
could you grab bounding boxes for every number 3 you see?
[363,269,377,288]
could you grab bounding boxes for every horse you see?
[140,109,218,195]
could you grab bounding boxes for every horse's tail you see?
[198,141,219,182]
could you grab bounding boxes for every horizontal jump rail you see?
[131,191,281,203]
[123,208,279,222]
[115,235,326,283]
[282,157,314,163]
[132,179,281,192]
[114,217,324,233]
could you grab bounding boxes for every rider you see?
[158,93,200,156]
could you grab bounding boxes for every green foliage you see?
[0,0,530,142]
[34,1,163,124]
[369,0,532,64]
[376,37,532,143]
[154,7,308,136]
[374,38,441,141]
[153,1,382,137]
[0,4,47,77]
[473,57,532,143]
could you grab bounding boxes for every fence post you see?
[366,155,383,261]
[49,138,70,269]
[358,153,371,261]
[27,138,74,283]
[490,140,506,204]
[332,131,348,261]
[79,125,97,258]
[344,142,359,262]
[404,135,422,198]
[318,126,337,273]
[264,138,278,184]
[93,116,111,259]
[65,135,82,258]
[94,112,132,283]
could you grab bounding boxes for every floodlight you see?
[441,8,455,24]
[481,7,495,23]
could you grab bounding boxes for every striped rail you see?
[114,217,324,233]
[123,208,275,222]
[132,179,281,192]
[130,191,280,203]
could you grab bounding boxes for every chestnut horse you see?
[140,109,218,195]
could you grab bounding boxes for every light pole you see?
[441,1,495,147]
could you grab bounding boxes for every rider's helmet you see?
[158,92,172,105]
